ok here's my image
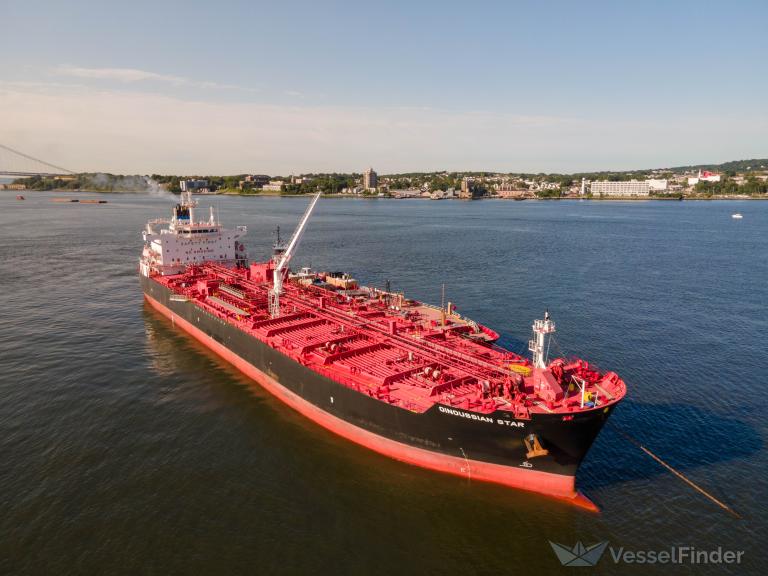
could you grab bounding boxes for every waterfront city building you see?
[590,180,650,197]
[646,179,668,192]
[179,179,209,192]
[363,167,378,190]
[688,170,722,186]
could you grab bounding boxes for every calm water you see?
[0,192,765,575]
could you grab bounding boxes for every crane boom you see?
[269,193,321,317]
[275,192,321,274]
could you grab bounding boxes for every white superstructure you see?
[139,191,247,277]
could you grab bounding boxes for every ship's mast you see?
[172,190,199,229]
[529,310,556,369]
[183,190,197,223]
[269,193,321,318]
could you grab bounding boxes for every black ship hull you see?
[142,275,616,507]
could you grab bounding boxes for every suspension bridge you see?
[0,144,77,178]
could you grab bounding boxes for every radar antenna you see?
[269,193,321,317]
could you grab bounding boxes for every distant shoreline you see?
[5,189,767,201]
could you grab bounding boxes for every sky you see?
[0,0,766,175]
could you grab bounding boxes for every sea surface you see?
[0,192,765,575]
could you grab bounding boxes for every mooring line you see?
[608,423,741,519]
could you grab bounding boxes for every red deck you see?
[153,262,626,418]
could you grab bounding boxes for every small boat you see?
[16,195,25,200]
[732,213,743,219]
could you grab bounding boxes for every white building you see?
[262,182,284,192]
[646,179,668,192]
[688,170,721,186]
[590,180,650,197]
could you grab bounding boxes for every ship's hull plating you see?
[142,276,614,508]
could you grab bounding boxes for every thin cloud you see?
[56,64,186,84]
[54,64,259,93]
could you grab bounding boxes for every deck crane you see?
[269,193,321,318]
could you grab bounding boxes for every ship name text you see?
[439,406,525,427]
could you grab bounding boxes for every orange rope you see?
[609,423,741,519]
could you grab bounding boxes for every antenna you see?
[441,283,446,326]
[273,226,285,258]
[269,193,321,317]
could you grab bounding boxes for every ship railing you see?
[418,302,484,333]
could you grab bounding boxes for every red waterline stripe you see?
[145,293,598,512]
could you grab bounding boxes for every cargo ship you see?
[140,192,627,509]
